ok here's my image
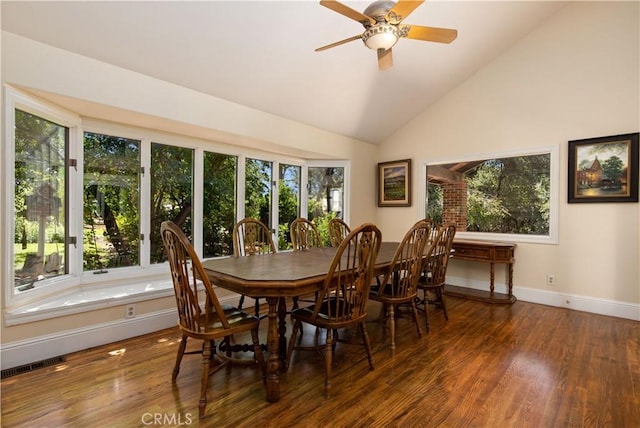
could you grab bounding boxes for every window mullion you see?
[68,126,84,278]
[236,155,246,221]
[193,147,204,258]
[139,139,151,268]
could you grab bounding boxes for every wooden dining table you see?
[200,241,399,402]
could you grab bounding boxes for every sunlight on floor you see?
[108,348,127,357]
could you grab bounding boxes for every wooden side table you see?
[444,239,517,304]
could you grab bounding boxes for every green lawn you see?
[14,243,63,270]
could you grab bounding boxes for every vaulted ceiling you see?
[1,1,567,144]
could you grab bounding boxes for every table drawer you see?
[494,248,514,261]
[452,245,491,261]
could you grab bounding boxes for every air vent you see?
[1,356,66,379]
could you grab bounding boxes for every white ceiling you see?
[1,1,566,144]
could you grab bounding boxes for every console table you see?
[444,239,517,304]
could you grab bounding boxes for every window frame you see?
[4,86,83,306]
[419,145,559,245]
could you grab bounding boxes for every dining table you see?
[200,241,400,402]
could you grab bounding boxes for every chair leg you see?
[172,335,188,382]
[199,340,212,419]
[438,288,449,320]
[324,328,334,398]
[223,336,232,358]
[254,297,261,317]
[359,322,375,370]
[377,303,386,324]
[388,304,396,357]
[423,289,431,333]
[238,293,246,310]
[251,327,266,381]
[285,320,302,372]
[410,301,423,339]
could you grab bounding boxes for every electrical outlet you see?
[125,304,136,319]
[546,274,555,285]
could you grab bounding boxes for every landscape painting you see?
[378,159,411,207]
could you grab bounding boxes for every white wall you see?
[378,2,639,314]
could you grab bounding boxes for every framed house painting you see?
[378,159,411,207]
[568,132,639,203]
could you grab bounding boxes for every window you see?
[308,165,346,245]
[202,152,237,258]
[4,88,352,307]
[13,109,68,291]
[278,163,301,250]
[150,143,194,264]
[83,132,140,272]
[244,158,273,230]
[424,147,558,244]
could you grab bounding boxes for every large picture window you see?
[425,147,558,243]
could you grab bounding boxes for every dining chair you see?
[417,223,457,332]
[285,223,382,398]
[160,221,266,419]
[290,217,323,250]
[328,217,351,247]
[369,220,434,356]
[290,217,324,309]
[232,217,277,316]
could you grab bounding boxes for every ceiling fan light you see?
[363,24,398,50]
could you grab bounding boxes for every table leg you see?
[265,297,280,402]
[489,262,495,296]
[277,297,287,366]
[508,262,514,298]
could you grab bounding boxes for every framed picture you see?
[378,159,411,207]
[568,132,639,203]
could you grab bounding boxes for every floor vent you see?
[1,356,66,379]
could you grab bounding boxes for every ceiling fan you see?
[316,0,457,70]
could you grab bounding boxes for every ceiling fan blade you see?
[385,0,425,24]
[315,35,362,52]
[320,0,375,26]
[403,24,458,44]
[377,48,393,70]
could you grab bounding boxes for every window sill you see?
[4,278,174,326]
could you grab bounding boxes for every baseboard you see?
[447,276,640,321]
[0,293,250,371]
[0,308,176,370]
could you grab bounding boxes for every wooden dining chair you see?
[160,221,266,419]
[369,220,434,356]
[232,217,277,316]
[328,217,351,247]
[290,217,324,309]
[290,217,323,250]
[285,223,382,398]
[417,223,456,332]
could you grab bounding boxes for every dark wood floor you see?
[2,296,639,427]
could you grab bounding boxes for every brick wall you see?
[441,181,467,231]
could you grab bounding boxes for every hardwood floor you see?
[2,297,639,427]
